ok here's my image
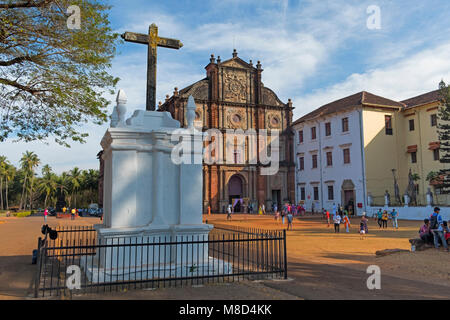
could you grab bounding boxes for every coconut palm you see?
[19,151,40,210]
[69,167,82,208]
[5,163,16,210]
[38,165,58,208]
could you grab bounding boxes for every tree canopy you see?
[437,80,450,193]
[0,0,119,146]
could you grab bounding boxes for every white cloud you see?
[292,42,450,120]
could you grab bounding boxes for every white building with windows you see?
[292,90,450,218]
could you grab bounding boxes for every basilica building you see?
[159,50,295,213]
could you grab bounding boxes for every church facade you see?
[159,50,295,213]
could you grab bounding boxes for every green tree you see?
[0,156,7,209]
[38,164,57,208]
[4,161,15,209]
[437,80,450,193]
[0,0,119,146]
[19,151,40,209]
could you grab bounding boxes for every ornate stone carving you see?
[262,87,283,106]
[223,71,247,103]
[226,108,246,129]
[267,112,281,129]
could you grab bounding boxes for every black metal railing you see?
[34,224,287,297]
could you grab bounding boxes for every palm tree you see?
[5,164,16,210]
[57,172,70,207]
[0,156,7,210]
[38,165,57,208]
[69,167,82,208]
[19,151,40,210]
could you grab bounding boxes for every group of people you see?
[273,203,295,230]
[373,208,399,230]
[323,204,353,234]
[419,207,449,252]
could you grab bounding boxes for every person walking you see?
[377,209,383,228]
[227,204,232,220]
[287,211,293,230]
[333,213,341,233]
[361,213,369,234]
[44,208,48,222]
[391,208,399,229]
[326,210,330,227]
[343,213,351,233]
[382,210,389,229]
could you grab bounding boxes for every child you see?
[360,222,366,240]
[382,210,388,229]
[334,213,341,233]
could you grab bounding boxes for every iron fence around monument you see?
[34,224,287,297]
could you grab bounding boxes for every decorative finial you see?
[232,49,238,58]
[249,59,253,66]
[287,98,292,108]
[186,95,196,128]
[158,101,162,109]
[165,94,170,101]
[210,54,215,63]
[173,87,179,96]
[217,56,221,63]
[256,60,262,69]
[112,89,127,127]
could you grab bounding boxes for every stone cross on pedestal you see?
[121,23,183,111]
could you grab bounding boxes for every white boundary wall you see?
[365,206,450,221]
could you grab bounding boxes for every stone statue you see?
[367,193,373,207]
[405,169,417,205]
[404,193,410,207]
[384,190,390,207]
[392,169,402,205]
[426,187,433,206]
[110,89,127,128]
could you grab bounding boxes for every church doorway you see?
[271,190,281,210]
[228,174,243,213]
[341,179,355,216]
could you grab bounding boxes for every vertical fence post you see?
[283,229,288,279]
[34,237,43,298]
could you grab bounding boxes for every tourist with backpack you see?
[430,207,448,251]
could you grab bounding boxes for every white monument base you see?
[81,256,232,284]
[80,223,232,283]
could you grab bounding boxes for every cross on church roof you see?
[121,23,183,111]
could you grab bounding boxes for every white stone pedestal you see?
[83,94,231,283]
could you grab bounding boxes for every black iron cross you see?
[121,23,183,111]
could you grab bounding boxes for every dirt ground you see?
[0,213,449,300]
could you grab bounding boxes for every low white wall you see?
[365,206,450,221]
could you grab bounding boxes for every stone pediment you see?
[179,79,209,100]
[220,57,254,70]
[262,87,284,107]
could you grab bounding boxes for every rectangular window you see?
[298,130,304,143]
[411,151,417,163]
[328,185,334,200]
[433,149,440,161]
[300,187,305,200]
[385,115,393,135]
[299,157,304,170]
[409,119,415,131]
[312,154,318,168]
[326,151,333,166]
[325,122,331,136]
[342,117,349,132]
[313,187,319,201]
[311,126,316,140]
[431,114,437,127]
[343,148,350,164]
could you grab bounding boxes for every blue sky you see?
[3,0,450,173]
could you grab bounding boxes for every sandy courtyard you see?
[0,213,449,299]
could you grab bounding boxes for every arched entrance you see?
[228,174,243,212]
[341,179,355,215]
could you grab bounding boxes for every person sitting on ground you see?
[419,219,433,245]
